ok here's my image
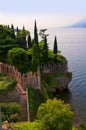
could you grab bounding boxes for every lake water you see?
[47,28,86,123]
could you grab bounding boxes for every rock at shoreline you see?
[54,72,72,91]
[43,61,72,91]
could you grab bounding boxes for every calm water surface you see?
[47,28,86,122]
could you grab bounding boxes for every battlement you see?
[0,62,41,90]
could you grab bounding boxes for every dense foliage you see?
[0,22,74,130]
[0,73,16,94]
[7,48,30,73]
[0,25,17,62]
[12,99,74,130]
[16,28,29,48]
[32,44,39,72]
[79,125,86,130]
[42,36,48,64]
[37,98,74,130]
[0,24,30,62]
[0,102,22,122]
[12,122,78,130]
[0,23,66,73]
[28,87,45,121]
[11,121,42,130]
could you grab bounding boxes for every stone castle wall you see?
[0,61,70,121]
[0,62,41,90]
[0,62,41,121]
[0,62,68,90]
[43,62,68,73]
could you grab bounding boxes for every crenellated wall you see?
[43,62,68,74]
[0,61,70,121]
[0,62,41,90]
[0,61,68,90]
[0,62,41,121]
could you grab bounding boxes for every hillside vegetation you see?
[0,22,77,130]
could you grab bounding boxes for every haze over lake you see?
[47,28,86,122]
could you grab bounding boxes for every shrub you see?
[7,48,30,73]
[28,87,45,121]
[10,113,21,122]
[11,121,41,130]
[72,127,78,130]
[80,124,86,130]
[0,75,16,94]
[37,98,74,130]
[0,102,22,122]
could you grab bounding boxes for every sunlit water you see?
[47,28,86,122]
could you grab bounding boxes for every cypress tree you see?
[22,25,27,48]
[16,26,19,32]
[34,20,38,46]
[23,25,25,31]
[53,36,58,54]
[32,44,39,72]
[11,24,14,30]
[32,21,40,72]
[43,36,48,64]
[11,24,15,38]
[28,34,32,48]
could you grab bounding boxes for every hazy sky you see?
[0,0,86,29]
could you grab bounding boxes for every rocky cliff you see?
[43,60,72,91]
[54,72,72,91]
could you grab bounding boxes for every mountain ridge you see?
[70,19,86,28]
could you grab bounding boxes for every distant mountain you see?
[71,19,86,28]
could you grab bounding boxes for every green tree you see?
[32,20,40,71]
[0,102,22,122]
[16,26,19,32]
[16,29,29,48]
[53,36,58,54]
[28,34,32,48]
[22,25,25,31]
[32,44,39,72]
[39,29,49,65]
[37,98,74,130]
[80,125,86,130]
[39,29,49,41]
[0,25,18,62]
[43,36,48,64]
[7,48,29,73]
[34,20,38,46]
[11,24,14,30]
[10,24,15,38]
